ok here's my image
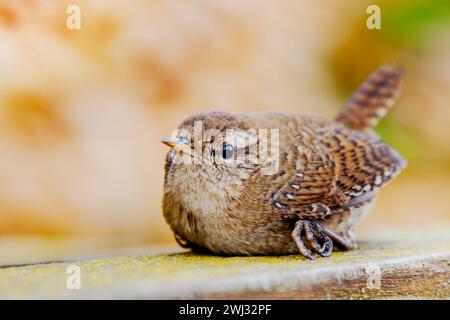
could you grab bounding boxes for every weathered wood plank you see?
[0,230,449,299]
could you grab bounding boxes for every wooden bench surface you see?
[0,230,449,299]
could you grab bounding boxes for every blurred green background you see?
[0,0,449,265]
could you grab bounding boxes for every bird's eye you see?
[222,144,234,159]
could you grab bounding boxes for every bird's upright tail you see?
[335,64,405,131]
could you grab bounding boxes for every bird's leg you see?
[292,220,333,259]
[292,219,317,259]
[306,221,333,256]
[318,224,355,250]
[290,203,335,259]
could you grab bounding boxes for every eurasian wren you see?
[161,64,406,259]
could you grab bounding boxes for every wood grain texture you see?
[0,230,448,299]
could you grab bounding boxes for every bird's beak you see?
[161,137,182,148]
[161,137,192,157]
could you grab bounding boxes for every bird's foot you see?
[319,225,356,251]
[174,233,192,249]
[291,220,333,260]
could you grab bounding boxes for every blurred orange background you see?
[0,0,449,265]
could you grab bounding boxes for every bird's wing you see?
[272,124,406,214]
[271,123,338,214]
[322,124,406,205]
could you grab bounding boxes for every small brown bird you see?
[161,64,406,259]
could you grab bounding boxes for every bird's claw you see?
[292,220,333,259]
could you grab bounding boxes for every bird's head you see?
[161,111,277,214]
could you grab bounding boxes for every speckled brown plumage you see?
[335,64,404,131]
[162,64,407,259]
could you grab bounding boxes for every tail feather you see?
[335,64,405,131]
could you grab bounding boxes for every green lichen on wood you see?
[0,231,449,299]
